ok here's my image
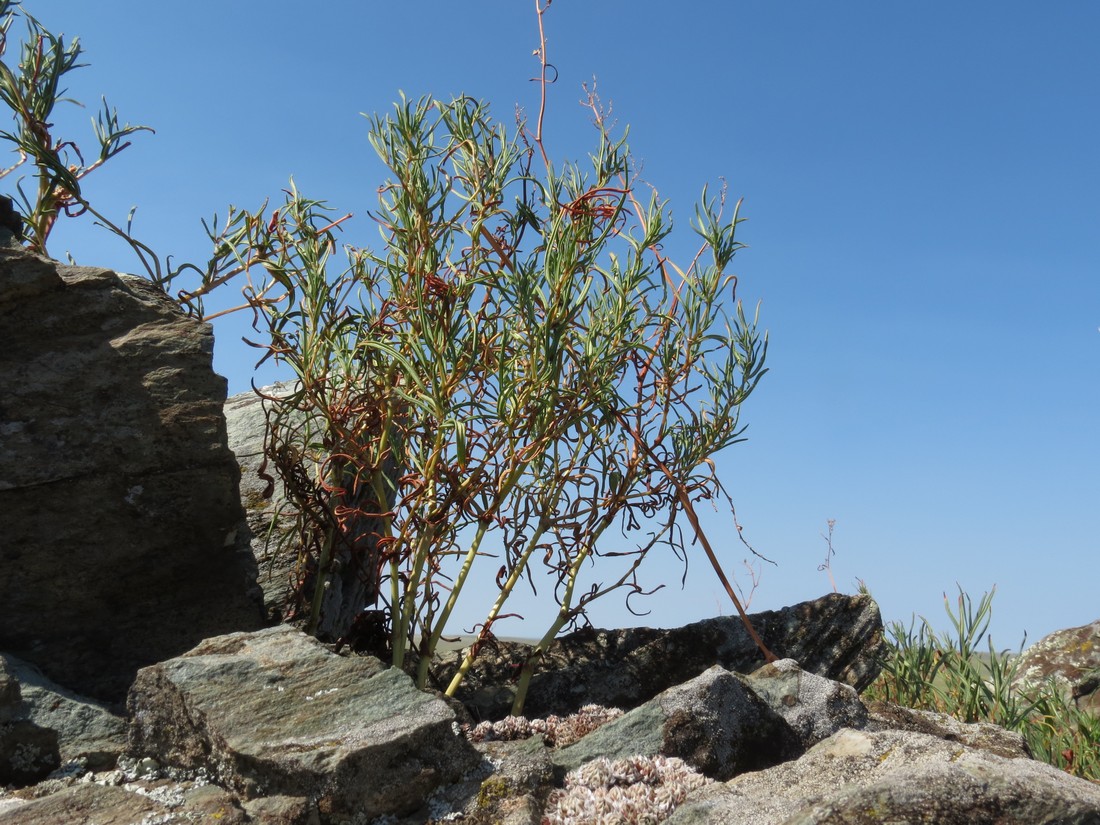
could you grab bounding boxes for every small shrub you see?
[0,2,775,717]
[174,2,774,713]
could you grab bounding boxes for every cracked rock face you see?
[223,381,301,623]
[0,247,264,703]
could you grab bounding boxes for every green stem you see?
[444,521,549,697]
[392,523,438,670]
[391,432,447,670]
[415,520,487,687]
[415,461,528,686]
[510,549,587,716]
[306,523,339,635]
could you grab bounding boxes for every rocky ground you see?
[4,599,1100,824]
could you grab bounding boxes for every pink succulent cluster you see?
[543,755,711,825]
[464,704,624,747]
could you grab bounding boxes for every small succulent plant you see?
[544,755,711,825]
[464,704,624,748]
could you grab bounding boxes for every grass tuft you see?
[861,586,1100,783]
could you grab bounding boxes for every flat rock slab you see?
[667,727,1100,824]
[127,625,481,822]
[0,782,248,825]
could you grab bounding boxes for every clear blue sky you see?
[22,2,1099,650]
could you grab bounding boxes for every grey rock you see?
[478,795,544,825]
[554,665,800,781]
[0,784,162,824]
[0,247,265,703]
[173,783,251,822]
[0,653,127,770]
[0,659,60,786]
[0,800,25,819]
[243,794,322,825]
[474,736,557,803]
[667,727,1100,825]
[224,381,300,623]
[433,593,885,721]
[0,662,19,724]
[8,605,1097,823]
[745,658,868,749]
[864,699,1030,759]
[0,719,59,787]
[432,736,564,825]
[0,246,56,306]
[126,624,482,822]
[0,781,249,824]
[1011,618,1100,715]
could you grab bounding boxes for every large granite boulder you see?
[1011,618,1100,715]
[0,247,265,703]
[126,624,482,822]
[431,592,885,720]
